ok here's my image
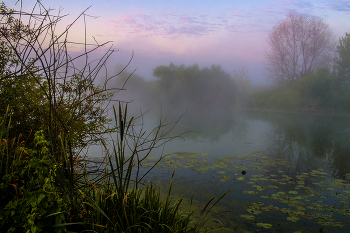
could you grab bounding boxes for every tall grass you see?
[0,1,229,232]
[73,103,229,232]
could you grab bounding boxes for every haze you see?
[6,0,350,85]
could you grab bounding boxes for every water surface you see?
[134,109,350,232]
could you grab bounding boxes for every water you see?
[123,107,350,232]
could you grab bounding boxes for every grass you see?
[0,103,229,232]
[0,2,228,231]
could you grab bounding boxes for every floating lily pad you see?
[244,191,258,195]
[256,223,273,229]
[287,215,300,222]
[149,150,350,232]
[219,176,231,182]
[240,214,255,220]
[247,209,262,215]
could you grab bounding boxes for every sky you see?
[5,0,350,85]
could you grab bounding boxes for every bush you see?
[0,111,66,233]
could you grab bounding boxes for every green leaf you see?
[37,194,46,204]
[256,223,273,228]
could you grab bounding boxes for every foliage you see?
[0,69,48,144]
[76,104,229,232]
[265,11,335,86]
[0,103,228,232]
[0,1,120,213]
[335,32,350,91]
[0,111,66,233]
[113,63,239,141]
[152,63,237,108]
[0,2,33,79]
[297,67,338,109]
[0,2,229,232]
[248,67,341,112]
[249,31,350,114]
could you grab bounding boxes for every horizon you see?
[4,0,350,86]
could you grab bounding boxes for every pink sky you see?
[6,0,350,85]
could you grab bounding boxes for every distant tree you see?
[233,68,251,92]
[335,32,350,91]
[151,63,237,141]
[153,63,237,108]
[265,11,335,86]
[298,67,337,109]
[232,67,251,106]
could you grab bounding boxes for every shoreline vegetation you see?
[244,107,350,118]
[0,104,228,232]
[0,2,228,232]
[1,1,350,232]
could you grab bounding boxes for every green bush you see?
[0,111,66,233]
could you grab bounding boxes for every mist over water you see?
[108,65,350,175]
[97,63,350,232]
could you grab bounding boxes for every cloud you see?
[329,1,350,12]
[107,11,259,39]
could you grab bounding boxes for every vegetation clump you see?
[0,1,227,232]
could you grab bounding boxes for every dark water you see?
[132,108,350,233]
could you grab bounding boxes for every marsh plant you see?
[75,103,229,232]
[0,1,228,232]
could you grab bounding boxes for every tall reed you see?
[74,103,229,232]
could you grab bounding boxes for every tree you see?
[152,63,237,108]
[0,2,118,152]
[298,67,337,109]
[265,11,335,86]
[335,32,350,91]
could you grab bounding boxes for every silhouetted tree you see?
[265,11,335,86]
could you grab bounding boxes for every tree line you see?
[249,11,350,113]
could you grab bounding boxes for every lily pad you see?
[240,214,255,220]
[256,223,273,229]
[287,215,300,222]
[244,191,258,195]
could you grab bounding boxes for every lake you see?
[127,107,350,233]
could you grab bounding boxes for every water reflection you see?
[129,103,350,180]
[244,110,350,180]
[125,108,350,232]
[142,105,237,142]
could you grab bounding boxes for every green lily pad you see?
[256,223,273,229]
[287,215,300,222]
[244,191,258,195]
[247,209,262,215]
[240,214,255,220]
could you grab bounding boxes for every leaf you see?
[287,215,300,222]
[256,223,273,228]
[37,194,46,204]
[244,191,258,195]
[240,214,255,220]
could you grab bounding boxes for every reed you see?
[73,103,229,232]
[0,1,229,231]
